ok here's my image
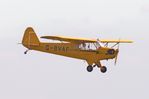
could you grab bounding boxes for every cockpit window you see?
[96,39,104,48]
[79,40,103,50]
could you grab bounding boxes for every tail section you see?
[22,27,40,49]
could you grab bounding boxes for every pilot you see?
[88,45,90,49]
[83,43,86,50]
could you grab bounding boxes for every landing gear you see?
[24,51,27,54]
[87,65,93,72]
[100,66,107,73]
[86,62,107,73]
[24,49,29,54]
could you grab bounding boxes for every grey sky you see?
[0,0,149,99]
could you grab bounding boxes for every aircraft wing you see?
[41,36,96,43]
[41,36,133,43]
[100,40,133,43]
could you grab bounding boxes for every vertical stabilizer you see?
[22,27,40,48]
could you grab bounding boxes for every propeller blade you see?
[114,39,120,65]
[114,50,119,65]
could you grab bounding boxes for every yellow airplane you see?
[22,27,133,73]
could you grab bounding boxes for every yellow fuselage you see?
[23,42,117,65]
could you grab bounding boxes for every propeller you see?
[114,49,119,65]
[114,39,120,65]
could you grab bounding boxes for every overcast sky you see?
[0,0,149,99]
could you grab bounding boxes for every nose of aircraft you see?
[107,49,115,55]
[107,48,119,58]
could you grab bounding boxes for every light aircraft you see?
[22,27,133,73]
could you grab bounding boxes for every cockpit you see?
[78,39,103,50]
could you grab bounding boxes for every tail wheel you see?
[100,66,107,73]
[87,65,93,72]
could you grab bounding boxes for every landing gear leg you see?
[93,64,97,68]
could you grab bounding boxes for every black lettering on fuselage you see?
[45,45,49,50]
[54,46,57,51]
[54,46,69,52]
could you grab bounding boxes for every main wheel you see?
[100,66,107,73]
[87,65,93,72]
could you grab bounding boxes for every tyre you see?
[87,65,93,72]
